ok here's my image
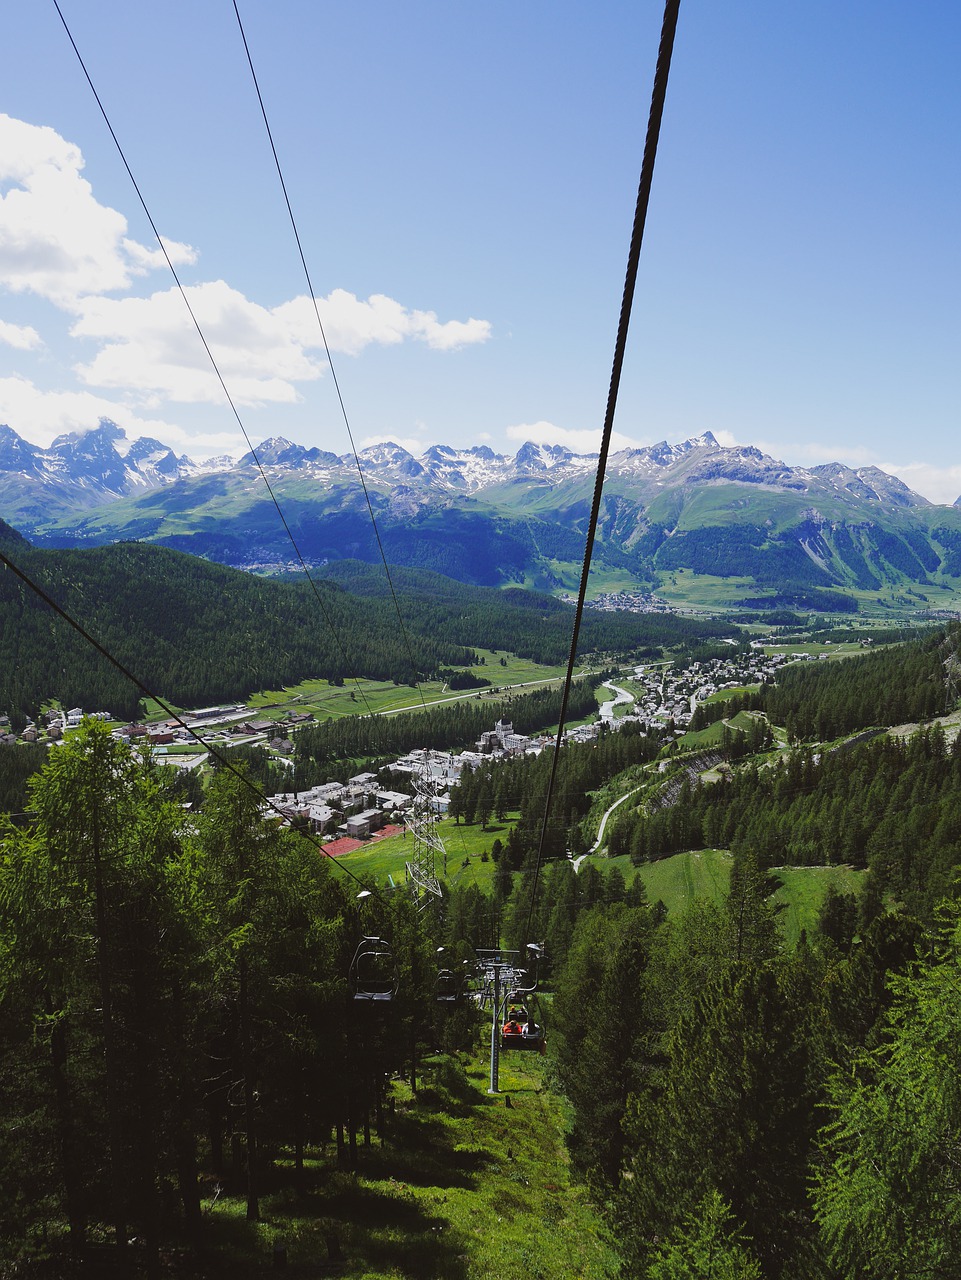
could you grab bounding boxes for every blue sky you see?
[2,1,959,500]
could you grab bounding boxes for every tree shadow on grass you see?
[261,1178,469,1280]
[353,1128,493,1190]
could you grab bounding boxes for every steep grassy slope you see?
[196,1051,616,1280]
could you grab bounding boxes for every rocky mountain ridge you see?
[4,420,961,610]
[0,420,946,526]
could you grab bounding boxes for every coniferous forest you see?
[0,536,738,726]
[3,613,961,1276]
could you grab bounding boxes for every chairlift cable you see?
[50,0,378,719]
[524,0,683,946]
[232,0,430,710]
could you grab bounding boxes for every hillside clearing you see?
[203,1052,616,1280]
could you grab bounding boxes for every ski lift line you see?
[0,548,380,897]
[524,0,682,947]
[231,0,429,715]
[50,0,378,720]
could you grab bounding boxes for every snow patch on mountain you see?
[0,419,941,538]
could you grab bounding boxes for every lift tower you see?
[405,774,445,908]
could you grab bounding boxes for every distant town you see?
[1,642,815,844]
[560,590,674,613]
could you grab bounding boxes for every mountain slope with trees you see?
[0,534,740,725]
[9,424,961,607]
[5,620,961,1275]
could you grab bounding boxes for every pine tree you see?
[814,913,961,1278]
[644,1190,762,1280]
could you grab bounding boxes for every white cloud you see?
[0,373,244,458]
[121,236,196,272]
[71,280,323,405]
[877,461,961,507]
[0,319,41,350]
[0,113,490,429]
[276,289,491,356]
[757,437,880,468]
[0,114,195,306]
[70,282,490,407]
[359,431,434,456]
[506,420,643,454]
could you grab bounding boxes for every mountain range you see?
[3,419,961,611]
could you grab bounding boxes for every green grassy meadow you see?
[246,649,576,725]
[203,1050,616,1280]
[578,849,864,945]
[634,848,733,911]
[332,816,515,895]
[772,863,868,946]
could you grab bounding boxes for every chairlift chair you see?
[435,967,460,1003]
[349,936,397,1002]
[500,1005,545,1053]
[500,944,547,1052]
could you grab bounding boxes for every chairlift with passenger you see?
[500,943,546,1052]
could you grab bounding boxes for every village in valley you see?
[2,641,805,848]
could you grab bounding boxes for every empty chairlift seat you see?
[349,936,397,1002]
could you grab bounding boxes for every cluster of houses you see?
[265,773,403,839]
[621,645,799,732]
[0,706,111,746]
[109,705,315,756]
[559,590,673,614]
[265,719,548,839]
[4,644,818,835]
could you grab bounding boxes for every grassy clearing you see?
[244,650,575,725]
[574,850,734,915]
[333,816,520,894]
[762,642,862,657]
[581,850,865,945]
[637,848,733,911]
[772,864,867,946]
[675,720,729,749]
[203,1051,616,1280]
[653,569,771,610]
[700,684,761,703]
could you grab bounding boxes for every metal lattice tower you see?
[405,774,445,907]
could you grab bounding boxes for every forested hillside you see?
[5,620,961,1275]
[0,541,469,723]
[542,857,949,1278]
[0,539,741,725]
[0,725,469,1269]
[510,625,961,1274]
[608,725,961,923]
[319,560,740,662]
[689,627,950,741]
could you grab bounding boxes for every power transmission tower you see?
[405,774,445,908]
